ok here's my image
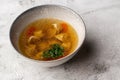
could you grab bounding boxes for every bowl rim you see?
[9,4,86,63]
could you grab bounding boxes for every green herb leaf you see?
[43,44,64,59]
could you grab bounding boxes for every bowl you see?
[10,5,86,67]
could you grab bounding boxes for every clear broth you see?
[19,18,78,61]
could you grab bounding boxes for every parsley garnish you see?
[43,44,64,59]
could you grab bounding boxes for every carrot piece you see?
[61,23,68,32]
[26,27,36,37]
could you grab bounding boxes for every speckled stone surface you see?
[0,0,120,80]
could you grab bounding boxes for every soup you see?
[19,18,78,61]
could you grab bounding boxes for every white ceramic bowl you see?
[10,5,86,67]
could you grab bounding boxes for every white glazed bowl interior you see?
[10,5,85,67]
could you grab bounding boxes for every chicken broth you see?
[19,18,78,61]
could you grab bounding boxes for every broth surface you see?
[19,18,78,61]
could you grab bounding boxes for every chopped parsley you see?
[43,44,64,59]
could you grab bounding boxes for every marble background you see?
[0,0,120,80]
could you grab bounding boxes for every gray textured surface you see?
[0,0,120,80]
